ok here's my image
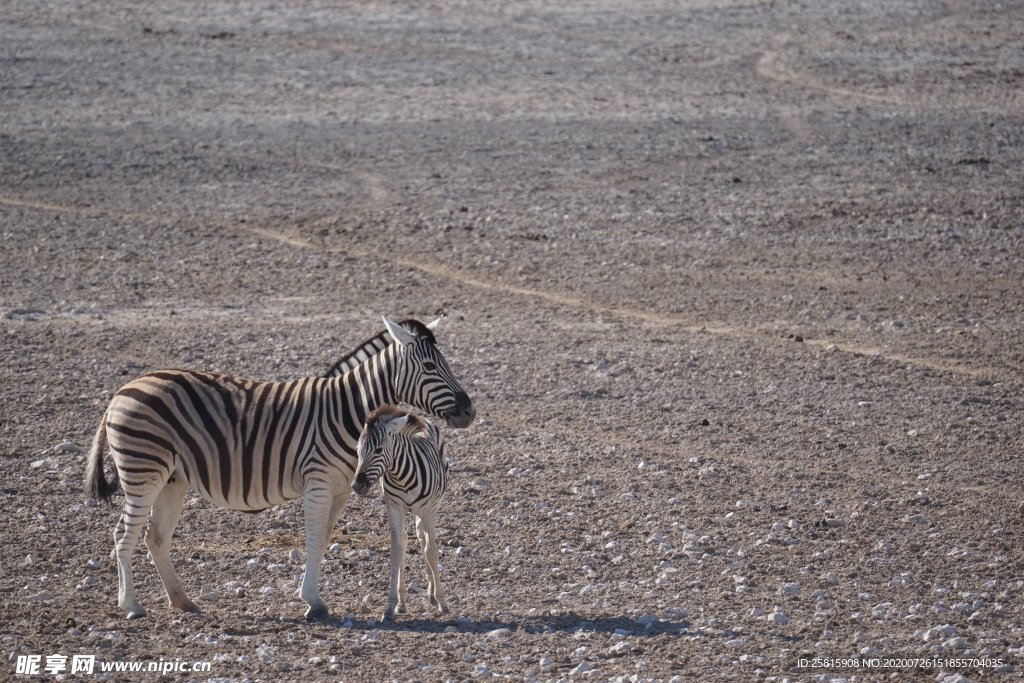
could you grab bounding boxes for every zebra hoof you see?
[305,604,330,622]
[126,609,147,620]
[381,611,395,624]
[174,597,201,613]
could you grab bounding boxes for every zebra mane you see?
[324,319,436,378]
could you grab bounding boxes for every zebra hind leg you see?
[144,474,199,613]
[113,479,164,619]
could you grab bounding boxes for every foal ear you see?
[425,314,445,332]
[382,316,416,346]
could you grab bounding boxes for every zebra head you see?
[381,315,476,428]
[352,406,408,496]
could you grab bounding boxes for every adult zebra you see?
[85,316,474,620]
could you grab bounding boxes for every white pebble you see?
[24,590,54,603]
[539,657,554,672]
[485,628,512,639]
[55,442,82,454]
[636,614,657,628]
[768,610,789,625]
[246,558,260,570]
[890,573,912,588]
[780,582,800,596]
[923,624,958,642]
[570,660,594,675]
[943,637,969,651]
[25,554,39,566]
[30,459,51,469]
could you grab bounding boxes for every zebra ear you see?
[382,316,416,346]
[425,314,445,332]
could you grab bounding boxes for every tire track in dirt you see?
[244,224,1024,384]
[756,24,1024,115]
[3,194,1019,384]
[757,48,1024,114]
[756,51,912,108]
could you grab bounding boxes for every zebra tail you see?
[84,409,120,502]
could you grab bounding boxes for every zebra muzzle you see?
[445,392,476,428]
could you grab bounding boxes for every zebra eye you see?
[422,361,438,372]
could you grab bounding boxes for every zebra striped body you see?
[352,405,450,621]
[101,372,352,511]
[85,316,474,620]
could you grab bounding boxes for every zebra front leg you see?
[144,474,199,613]
[299,482,334,621]
[418,512,449,615]
[113,486,163,619]
[322,489,351,550]
[382,503,406,623]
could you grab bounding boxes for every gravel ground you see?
[2,0,1023,681]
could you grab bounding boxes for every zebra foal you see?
[352,405,450,622]
[84,316,474,620]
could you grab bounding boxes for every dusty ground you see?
[2,0,1023,680]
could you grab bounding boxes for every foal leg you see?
[144,473,198,612]
[382,502,406,623]
[419,511,449,614]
